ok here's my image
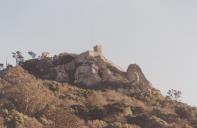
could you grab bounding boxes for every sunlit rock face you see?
[127,64,151,89]
[127,64,140,84]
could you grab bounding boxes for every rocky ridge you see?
[0,45,196,128]
[21,45,150,88]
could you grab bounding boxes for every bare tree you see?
[12,51,24,65]
[0,63,3,70]
[167,89,182,101]
[28,51,37,59]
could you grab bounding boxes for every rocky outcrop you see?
[21,46,151,89]
[127,64,151,88]
[21,53,77,82]
[101,69,115,81]
[21,53,128,87]
[74,63,101,86]
[54,65,70,82]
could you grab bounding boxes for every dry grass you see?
[0,66,57,115]
[87,120,107,128]
[0,66,196,128]
[0,117,6,128]
[9,110,43,128]
[86,91,107,107]
[43,106,84,128]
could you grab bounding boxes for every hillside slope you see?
[0,46,197,128]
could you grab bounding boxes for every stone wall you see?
[79,45,102,58]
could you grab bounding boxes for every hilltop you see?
[0,45,197,128]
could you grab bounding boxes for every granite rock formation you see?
[21,46,150,88]
[0,45,196,128]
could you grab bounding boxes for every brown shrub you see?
[21,117,43,128]
[8,110,43,128]
[0,116,6,128]
[0,67,57,115]
[86,90,131,107]
[87,120,107,128]
[108,122,141,128]
[105,90,126,102]
[43,106,84,128]
[86,91,107,107]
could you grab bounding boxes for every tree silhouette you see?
[0,63,3,70]
[167,89,182,101]
[12,51,24,65]
[28,51,37,59]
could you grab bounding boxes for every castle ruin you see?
[79,45,103,58]
[79,45,124,72]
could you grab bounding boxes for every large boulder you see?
[53,65,70,82]
[126,64,150,88]
[74,63,101,86]
[21,53,77,82]
[101,69,116,81]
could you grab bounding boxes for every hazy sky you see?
[0,0,197,106]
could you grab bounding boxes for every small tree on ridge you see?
[12,51,24,65]
[28,51,37,59]
[167,89,182,101]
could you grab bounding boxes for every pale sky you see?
[0,0,197,106]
